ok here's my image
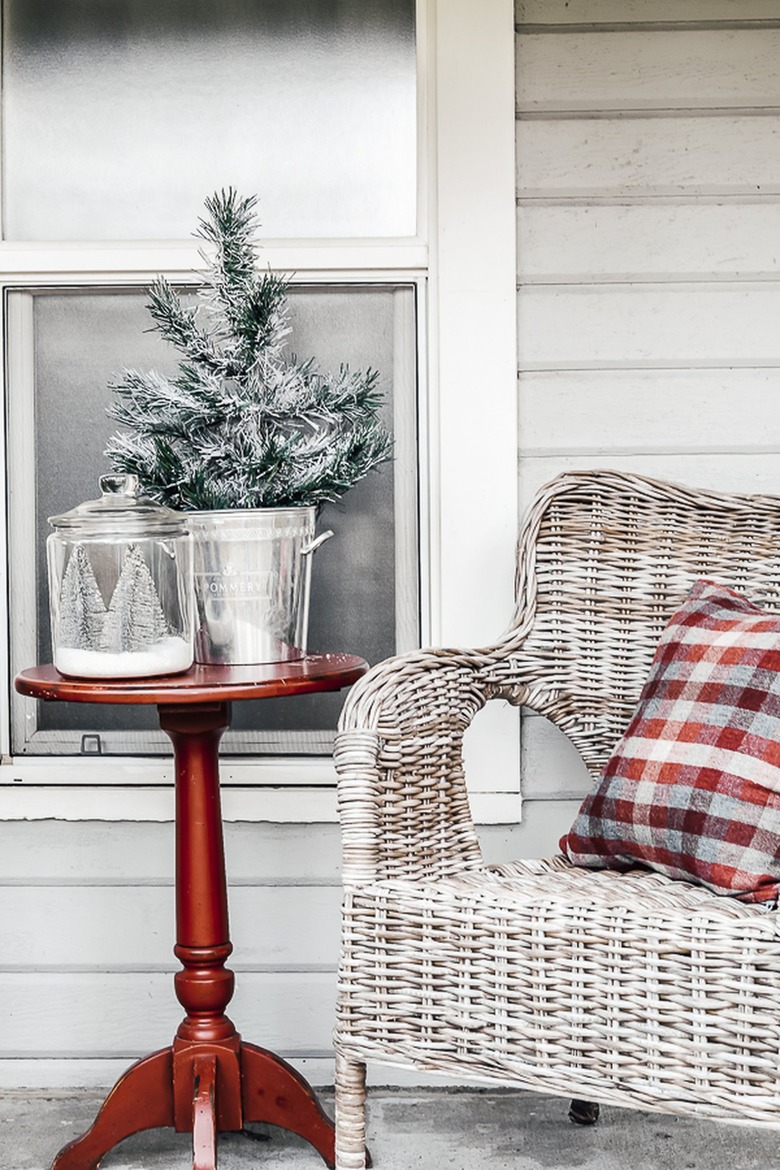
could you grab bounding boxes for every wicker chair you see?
[332,469,780,1168]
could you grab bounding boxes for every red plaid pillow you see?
[560,579,780,905]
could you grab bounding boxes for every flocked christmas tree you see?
[58,546,107,650]
[105,189,392,511]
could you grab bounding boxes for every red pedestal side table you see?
[15,656,368,1170]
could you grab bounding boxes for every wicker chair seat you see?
[333,471,780,1167]
[339,858,780,1126]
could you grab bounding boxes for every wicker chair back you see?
[505,470,780,775]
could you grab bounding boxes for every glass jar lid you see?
[48,475,187,538]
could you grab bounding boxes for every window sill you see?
[0,757,336,820]
[0,758,520,824]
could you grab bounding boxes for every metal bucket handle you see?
[299,530,334,654]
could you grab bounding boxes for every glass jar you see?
[47,475,194,678]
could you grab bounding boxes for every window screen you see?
[8,283,418,755]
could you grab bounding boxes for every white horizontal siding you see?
[1,971,336,1057]
[521,717,592,801]
[520,453,780,512]
[0,822,343,1067]
[517,204,780,281]
[0,821,341,883]
[518,284,780,367]
[1,1059,334,1093]
[515,476,643,804]
[479,808,582,858]
[517,29,780,111]
[517,1,780,24]
[0,812,561,1083]
[515,3,780,804]
[0,885,342,970]
[0,820,562,886]
[517,116,780,200]
[520,369,780,453]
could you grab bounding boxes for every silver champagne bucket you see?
[187,507,332,665]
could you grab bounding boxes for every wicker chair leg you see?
[335,1053,368,1170]
[568,1099,600,1125]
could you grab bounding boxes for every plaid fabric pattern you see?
[560,579,780,906]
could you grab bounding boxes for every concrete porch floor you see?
[1,1088,778,1170]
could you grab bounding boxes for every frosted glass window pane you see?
[13,284,415,752]
[3,0,416,240]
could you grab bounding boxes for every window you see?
[4,0,420,763]
[3,0,417,240]
[8,283,418,756]
[1,0,520,819]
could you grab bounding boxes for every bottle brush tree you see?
[105,188,393,511]
[58,546,107,651]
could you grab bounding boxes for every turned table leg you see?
[162,701,243,1165]
[162,700,336,1168]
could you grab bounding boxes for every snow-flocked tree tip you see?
[105,188,393,512]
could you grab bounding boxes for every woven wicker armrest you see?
[334,642,535,885]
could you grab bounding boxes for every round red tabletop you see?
[14,654,368,706]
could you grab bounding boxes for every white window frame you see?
[0,0,519,823]
[6,280,420,759]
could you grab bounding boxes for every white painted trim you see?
[5,292,35,760]
[0,783,520,824]
[414,283,433,648]
[425,0,521,798]
[393,285,424,653]
[428,0,518,648]
[7,275,423,759]
[0,242,427,282]
[0,295,13,759]
[517,1,780,26]
[0,757,336,787]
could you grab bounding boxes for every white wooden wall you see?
[5,0,780,1091]
[516,0,780,814]
[0,823,343,1089]
[0,817,557,1089]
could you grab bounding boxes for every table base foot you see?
[49,1042,336,1170]
[241,1042,336,1168]
[51,1047,175,1170]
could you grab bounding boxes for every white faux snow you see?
[54,636,192,679]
